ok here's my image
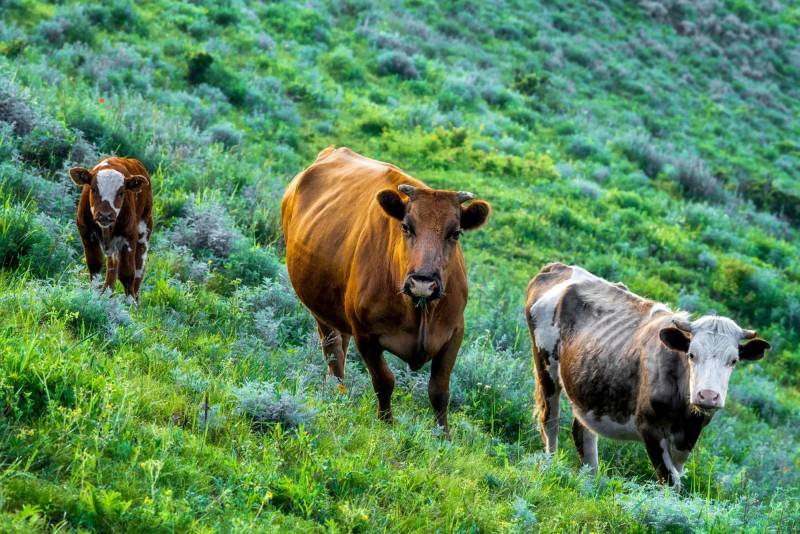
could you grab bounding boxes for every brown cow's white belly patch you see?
[575,409,640,441]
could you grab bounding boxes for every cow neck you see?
[100,224,114,245]
[414,301,431,359]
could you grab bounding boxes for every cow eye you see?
[729,359,738,367]
[688,353,695,360]
[400,223,411,235]
[449,230,463,241]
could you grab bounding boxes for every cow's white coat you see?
[530,266,598,355]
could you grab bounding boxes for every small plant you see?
[375,51,419,80]
[233,380,315,429]
[207,122,242,149]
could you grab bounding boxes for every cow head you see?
[377,184,490,304]
[659,316,770,410]
[70,165,148,228]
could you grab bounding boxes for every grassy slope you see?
[0,0,799,531]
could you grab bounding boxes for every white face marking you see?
[685,316,742,408]
[96,169,125,213]
[530,266,598,355]
[577,410,640,441]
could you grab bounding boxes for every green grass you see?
[0,0,798,531]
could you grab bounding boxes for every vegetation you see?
[0,0,798,531]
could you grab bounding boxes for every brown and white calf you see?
[525,263,770,486]
[70,157,153,302]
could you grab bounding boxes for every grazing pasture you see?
[0,0,798,531]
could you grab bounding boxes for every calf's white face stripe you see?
[96,169,125,213]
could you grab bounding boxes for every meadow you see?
[0,0,798,531]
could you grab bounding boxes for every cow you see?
[69,157,153,303]
[281,147,490,435]
[525,263,770,486]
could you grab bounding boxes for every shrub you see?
[236,278,313,345]
[0,75,35,135]
[670,154,724,201]
[223,243,281,286]
[616,132,664,178]
[41,283,133,338]
[512,71,548,97]
[167,200,243,260]
[322,45,364,82]
[207,122,242,149]
[566,137,599,159]
[233,380,315,428]
[438,77,479,111]
[186,52,247,106]
[0,201,75,277]
[375,51,419,80]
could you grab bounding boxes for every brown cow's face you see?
[659,316,770,410]
[377,185,490,304]
[70,166,148,228]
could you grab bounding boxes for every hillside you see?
[0,0,799,531]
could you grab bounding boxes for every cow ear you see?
[69,167,92,186]
[739,338,770,361]
[377,189,406,221]
[125,175,149,192]
[461,200,490,231]
[659,327,690,352]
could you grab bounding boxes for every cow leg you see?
[104,254,119,293]
[428,326,463,438]
[133,217,151,299]
[571,418,598,472]
[355,336,395,422]
[79,232,103,283]
[642,432,681,487]
[533,348,561,454]
[118,244,137,302]
[315,319,348,387]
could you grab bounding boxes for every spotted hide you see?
[70,157,153,302]
[525,263,770,486]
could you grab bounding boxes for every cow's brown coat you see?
[281,147,490,433]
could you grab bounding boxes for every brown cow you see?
[281,147,490,434]
[526,263,770,486]
[69,157,153,302]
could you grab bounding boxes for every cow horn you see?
[672,318,693,333]
[398,184,416,199]
[457,191,475,203]
[741,329,757,340]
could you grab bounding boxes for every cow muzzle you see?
[95,212,116,228]
[403,273,442,302]
[693,389,723,410]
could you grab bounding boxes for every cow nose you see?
[97,213,114,225]
[404,274,441,300]
[697,389,721,408]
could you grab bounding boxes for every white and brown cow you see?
[70,157,153,302]
[525,263,770,486]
